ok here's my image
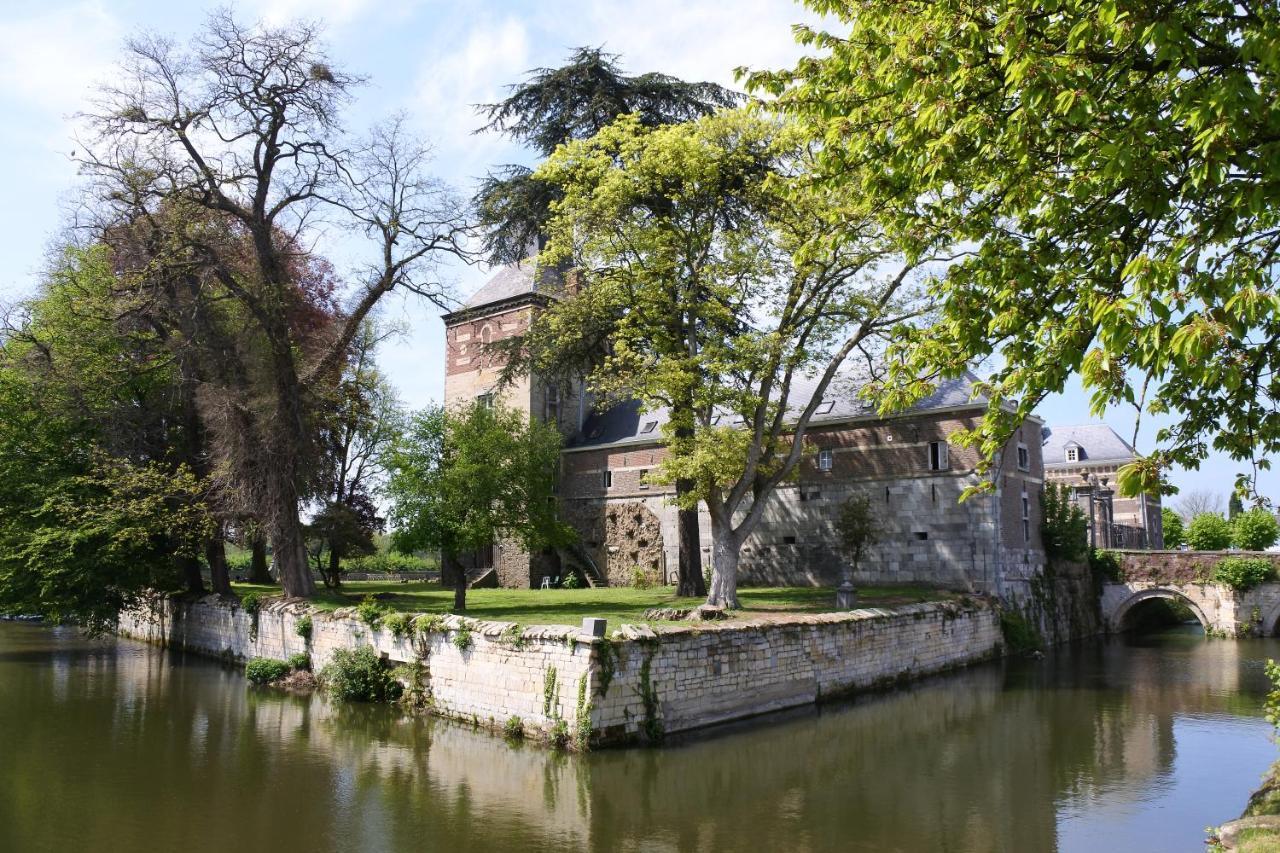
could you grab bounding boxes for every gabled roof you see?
[1042,424,1137,465]
[568,372,992,450]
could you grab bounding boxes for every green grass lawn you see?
[230,581,957,629]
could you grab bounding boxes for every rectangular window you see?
[1017,443,1030,471]
[638,469,649,489]
[928,441,950,471]
[913,531,929,541]
[603,470,613,489]
[477,392,495,409]
[641,420,658,435]
[544,386,560,423]
[817,449,834,471]
[1021,492,1031,543]
[1066,447,1079,463]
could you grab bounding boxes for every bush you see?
[415,613,446,635]
[1214,557,1275,591]
[319,646,403,702]
[245,657,291,685]
[286,652,311,671]
[240,591,263,615]
[1232,508,1280,551]
[562,572,581,590]
[504,715,525,740]
[344,552,438,574]
[1161,508,1185,549]
[383,612,411,639]
[630,567,653,590]
[295,614,313,641]
[356,595,384,628]
[1041,483,1088,561]
[1088,549,1122,582]
[1187,512,1232,550]
[453,622,473,651]
[226,552,254,575]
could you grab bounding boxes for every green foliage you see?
[575,674,593,750]
[1088,549,1123,583]
[474,46,739,265]
[499,623,528,649]
[286,652,311,671]
[750,0,1280,501]
[344,552,437,574]
[452,622,473,651]
[295,614,313,641]
[503,715,525,740]
[240,592,263,615]
[836,493,881,572]
[548,718,571,749]
[1187,513,1233,551]
[1265,660,1280,729]
[1041,484,1088,561]
[1162,508,1185,549]
[382,611,411,638]
[543,665,559,716]
[414,613,446,635]
[999,610,1043,655]
[356,594,384,628]
[319,646,403,702]
[1232,508,1280,551]
[630,567,653,590]
[245,657,291,685]
[386,402,574,611]
[562,572,582,590]
[1213,557,1275,592]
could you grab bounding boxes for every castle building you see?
[1042,424,1164,549]
[443,260,1048,598]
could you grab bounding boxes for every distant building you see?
[1042,424,1163,549]
[441,259,1049,597]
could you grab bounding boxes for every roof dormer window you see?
[1065,446,1079,463]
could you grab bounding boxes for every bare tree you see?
[75,12,468,597]
[1175,489,1223,521]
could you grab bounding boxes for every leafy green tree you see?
[474,47,739,265]
[1231,508,1280,552]
[533,110,924,607]
[385,402,573,611]
[1041,483,1088,562]
[750,0,1280,500]
[1186,513,1232,551]
[1230,493,1245,520]
[836,493,880,577]
[1161,508,1185,549]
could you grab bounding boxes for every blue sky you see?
[0,0,1268,506]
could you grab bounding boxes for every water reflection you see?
[0,624,1273,853]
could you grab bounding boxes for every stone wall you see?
[1114,550,1280,585]
[118,595,1004,747]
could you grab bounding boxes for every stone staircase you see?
[558,543,608,588]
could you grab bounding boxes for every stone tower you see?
[440,260,582,587]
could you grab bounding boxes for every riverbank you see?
[118,592,1003,748]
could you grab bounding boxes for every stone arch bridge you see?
[1101,581,1280,637]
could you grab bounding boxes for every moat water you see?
[0,621,1275,853]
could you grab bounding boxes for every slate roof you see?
[568,372,990,450]
[1041,424,1137,465]
[459,260,561,311]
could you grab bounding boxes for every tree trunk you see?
[207,537,231,595]
[179,556,205,595]
[705,513,741,609]
[445,551,466,612]
[249,534,272,584]
[676,500,705,596]
[272,497,315,599]
[326,545,342,589]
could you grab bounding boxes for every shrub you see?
[286,652,311,671]
[1088,549,1122,582]
[415,613,446,635]
[503,715,525,740]
[453,622,473,651]
[319,646,403,702]
[1162,508,1185,549]
[630,566,653,590]
[1232,508,1280,551]
[1214,557,1275,591]
[240,591,263,615]
[344,552,438,574]
[245,657,291,685]
[226,552,254,576]
[563,572,582,590]
[295,614,313,641]
[383,612,411,638]
[1187,512,1232,550]
[1041,483,1088,561]
[356,595,384,629]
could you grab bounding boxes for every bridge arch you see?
[1109,588,1210,633]
[1262,600,1280,637]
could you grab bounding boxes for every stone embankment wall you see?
[119,596,1003,747]
[1002,560,1103,646]
[1113,550,1280,584]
